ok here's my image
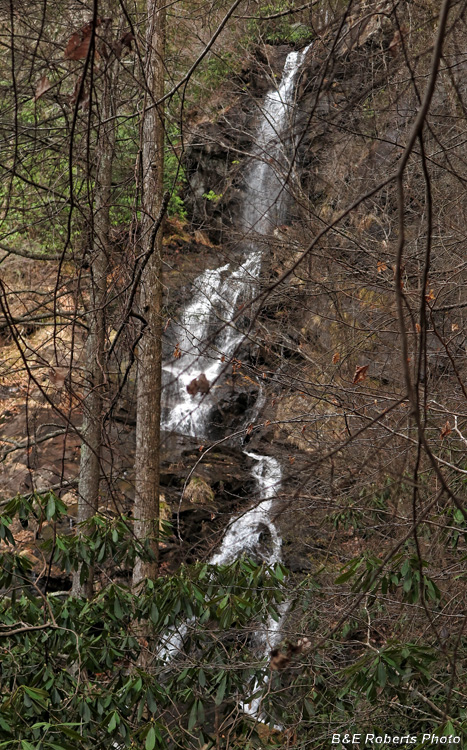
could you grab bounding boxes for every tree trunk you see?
[73,19,116,598]
[132,1,166,589]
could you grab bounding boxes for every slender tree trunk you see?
[132,0,166,589]
[73,19,116,598]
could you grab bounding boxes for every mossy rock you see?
[159,494,171,530]
[185,476,215,505]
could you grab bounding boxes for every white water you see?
[160,44,310,713]
[163,45,309,438]
[210,453,281,565]
[159,453,282,661]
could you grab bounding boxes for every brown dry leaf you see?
[15,529,34,545]
[65,19,101,60]
[377,260,387,273]
[34,75,52,101]
[415,323,421,333]
[452,323,459,332]
[173,343,181,359]
[440,420,452,439]
[332,352,340,364]
[120,31,135,50]
[264,419,271,427]
[187,373,210,397]
[353,364,369,385]
[425,288,435,302]
[269,649,291,671]
[246,423,254,435]
[69,74,89,109]
[113,31,135,58]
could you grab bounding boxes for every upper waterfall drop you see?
[163,44,310,438]
[241,45,310,238]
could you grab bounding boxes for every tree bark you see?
[132,0,166,589]
[72,19,116,598]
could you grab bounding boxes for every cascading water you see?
[209,452,282,566]
[160,43,310,710]
[163,45,309,439]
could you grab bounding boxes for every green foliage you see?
[247,2,313,46]
[330,501,363,530]
[0,494,290,748]
[203,52,236,89]
[335,550,442,605]
[439,505,467,549]
[1,486,467,748]
[0,564,286,748]
[203,189,223,203]
[342,643,437,702]
[164,124,188,220]
[191,50,242,103]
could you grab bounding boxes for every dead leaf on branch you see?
[187,373,210,397]
[440,420,451,439]
[34,75,51,101]
[113,31,136,59]
[353,364,369,385]
[64,19,101,61]
[69,75,89,110]
[332,352,340,364]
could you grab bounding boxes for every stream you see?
[161,43,310,710]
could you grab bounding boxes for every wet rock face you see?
[160,434,255,503]
[184,121,237,241]
[159,433,259,567]
[182,45,295,243]
[206,387,259,441]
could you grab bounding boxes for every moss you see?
[185,476,215,505]
[159,495,171,530]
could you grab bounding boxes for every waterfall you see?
[209,452,282,565]
[160,43,310,710]
[163,45,309,438]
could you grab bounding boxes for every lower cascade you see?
[161,44,311,711]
